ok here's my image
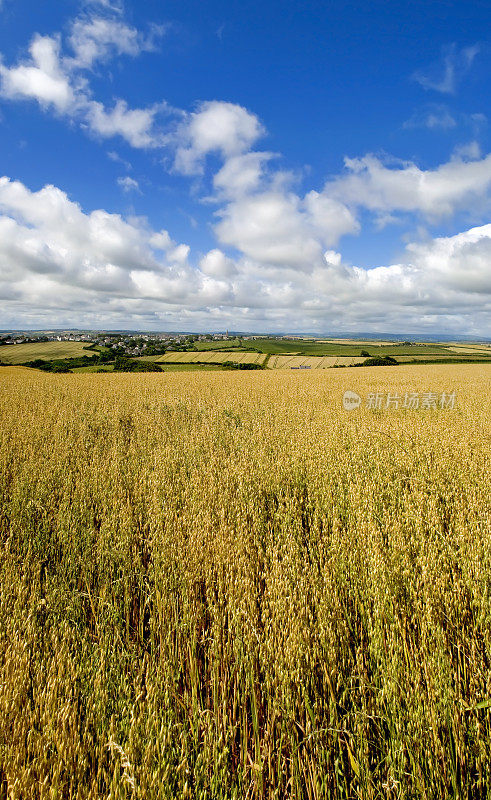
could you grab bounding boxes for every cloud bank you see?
[0,175,490,333]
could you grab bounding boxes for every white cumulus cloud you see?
[67,16,163,69]
[86,99,166,148]
[0,18,168,148]
[174,101,265,175]
[0,35,76,112]
[327,152,491,221]
[117,176,141,193]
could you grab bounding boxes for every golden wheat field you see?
[0,363,490,799]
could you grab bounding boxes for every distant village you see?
[0,330,247,357]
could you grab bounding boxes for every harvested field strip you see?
[447,346,491,354]
[154,351,267,365]
[395,354,491,363]
[268,355,366,368]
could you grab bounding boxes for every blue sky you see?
[1,0,491,333]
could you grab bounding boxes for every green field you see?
[193,338,246,350]
[0,341,94,364]
[71,365,114,373]
[244,337,458,356]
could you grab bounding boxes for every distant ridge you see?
[1,329,490,343]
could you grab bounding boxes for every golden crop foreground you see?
[0,364,490,799]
